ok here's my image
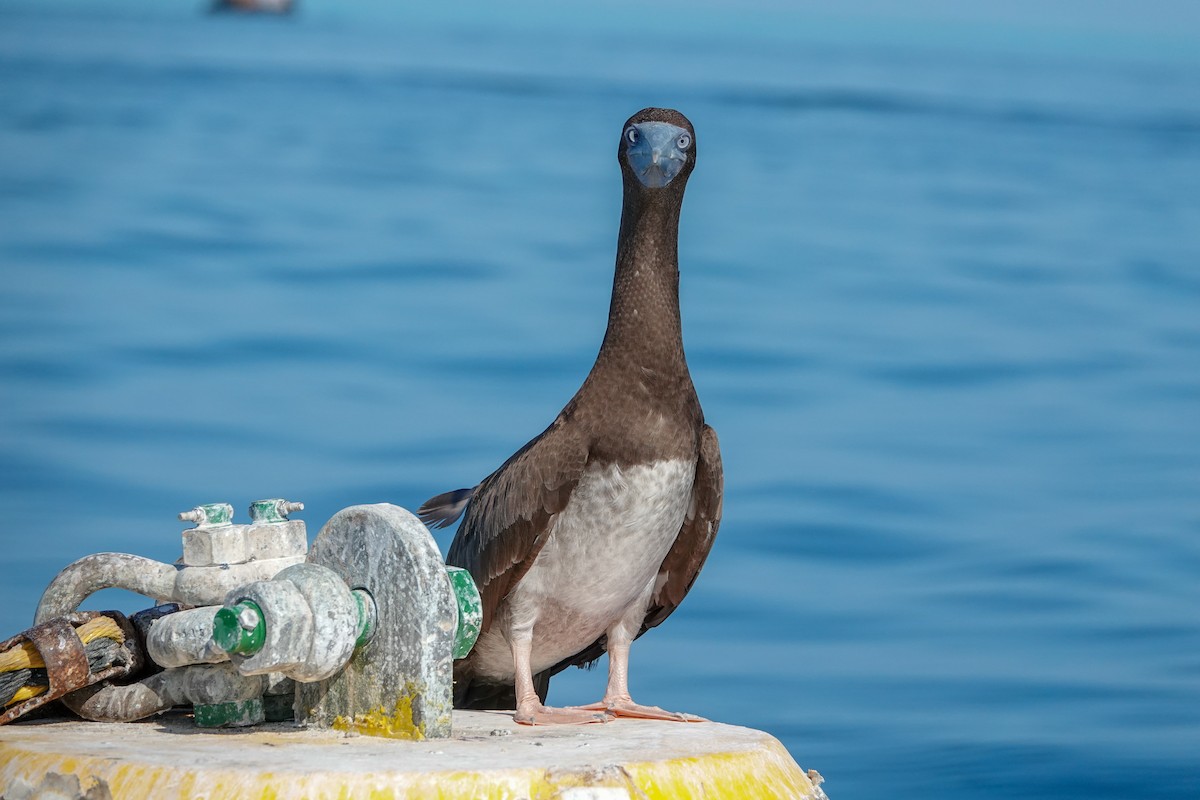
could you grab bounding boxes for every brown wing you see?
[544,424,723,675]
[640,424,723,633]
[442,416,589,635]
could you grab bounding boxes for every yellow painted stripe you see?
[0,737,817,799]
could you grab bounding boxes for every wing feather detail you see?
[642,424,723,632]
[443,418,589,635]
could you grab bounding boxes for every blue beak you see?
[625,122,690,188]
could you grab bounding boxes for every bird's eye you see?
[625,126,639,144]
[677,133,692,150]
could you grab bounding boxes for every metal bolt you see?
[237,606,261,631]
[178,502,234,528]
[248,498,305,524]
[213,600,266,656]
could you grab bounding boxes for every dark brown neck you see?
[597,185,686,371]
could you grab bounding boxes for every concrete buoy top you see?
[0,710,825,799]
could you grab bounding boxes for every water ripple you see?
[265,259,499,285]
[750,520,940,563]
[865,355,1134,388]
[119,335,361,368]
[4,52,1198,146]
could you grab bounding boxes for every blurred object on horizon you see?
[210,0,294,15]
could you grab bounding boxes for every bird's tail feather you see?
[418,487,476,529]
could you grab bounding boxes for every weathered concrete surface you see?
[0,710,825,799]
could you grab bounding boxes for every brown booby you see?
[420,108,722,725]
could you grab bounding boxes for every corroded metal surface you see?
[63,663,268,723]
[34,555,178,624]
[224,564,359,683]
[178,502,234,527]
[37,502,309,624]
[35,554,306,623]
[267,564,359,683]
[248,499,304,524]
[0,611,141,726]
[16,502,480,739]
[13,502,321,727]
[298,504,456,739]
[223,580,314,676]
[145,606,229,669]
[182,520,307,567]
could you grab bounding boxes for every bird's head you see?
[618,108,696,191]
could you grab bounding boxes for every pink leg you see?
[510,634,609,726]
[574,632,705,722]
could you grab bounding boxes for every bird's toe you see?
[600,698,706,722]
[513,702,611,726]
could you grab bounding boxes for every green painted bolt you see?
[178,502,234,527]
[213,600,266,656]
[352,588,376,649]
[249,498,304,524]
[194,698,264,728]
[446,567,482,659]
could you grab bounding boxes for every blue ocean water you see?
[1,3,1198,797]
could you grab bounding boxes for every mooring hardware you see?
[1,501,481,739]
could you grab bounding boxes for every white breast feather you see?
[471,458,695,679]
